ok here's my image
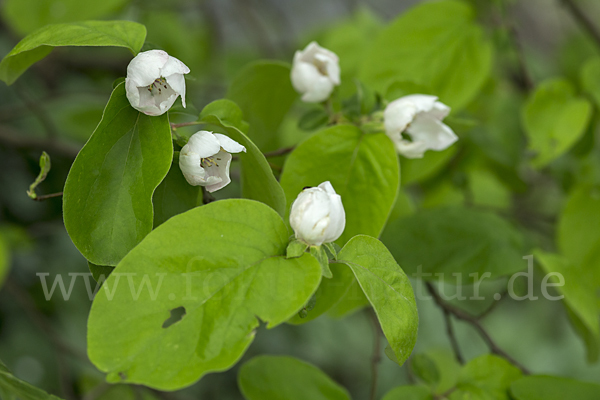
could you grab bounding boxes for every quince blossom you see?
[125,50,190,116]
[291,42,340,103]
[179,131,246,193]
[384,94,458,159]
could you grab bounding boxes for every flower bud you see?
[291,42,341,103]
[125,50,190,116]
[384,94,458,159]
[289,181,345,246]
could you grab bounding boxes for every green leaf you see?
[87,199,322,390]
[337,235,418,366]
[522,78,592,167]
[288,262,355,324]
[88,262,114,284]
[227,61,298,151]
[1,0,130,35]
[0,20,146,85]
[535,250,600,362]
[26,151,51,199]
[327,277,370,318]
[286,239,308,258]
[401,146,457,186]
[281,125,399,246]
[360,0,492,111]
[411,354,441,388]
[449,355,522,400]
[381,206,525,280]
[238,355,350,400]
[580,57,600,108]
[63,82,172,266]
[310,245,333,278]
[152,163,202,228]
[381,385,433,400]
[298,108,330,131]
[0,358,63,400]
[557,184,600,265]
[200,101,286,216]
[199,98,248,133]
[511,376,600,400]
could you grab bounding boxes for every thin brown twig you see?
[170,121,202,129]
[441,307,465,365]
[0,126,80,158]
[560,0,600,49]
[13,83,59,140]
[32,192,63,201]
[425,282,531,375]
[368,308,382,400]
[263,146,295,158]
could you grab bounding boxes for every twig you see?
[32,192,63,201]
[368,308,382,400]
[263,146,295,158]
[441,307,465,365]
[425,282,531,375]
[560,0,600,49]
[170,121,201,129]
[201,186,216,205]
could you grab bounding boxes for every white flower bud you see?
[291,42,341,103]
[125,50,190,116]
[289,181,346,246]
[179,131,246,192]
[384,94,458,159]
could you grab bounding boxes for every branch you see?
[441,306,465,365]
[32,192,63,201]
[263,146,295,158]
[425,282,531,375]
[368,308,382,400]
[561,0,600,49]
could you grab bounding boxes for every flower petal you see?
[213,133,246,154]
[185,131,221,158]
[394,140,429,159]
[165,73,186,107]
[407,114,458,151]
[126,50,169,87]
[384,100,417,135]
[205,150,232,192]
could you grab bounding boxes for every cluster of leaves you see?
[0,0,600,399]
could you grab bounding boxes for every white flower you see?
[384,94,458,159]
[179,131,246,192]
[289,181,346,246]
[291,42,341,103]
[125,50,190,116]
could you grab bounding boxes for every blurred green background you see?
[1,0,600,399]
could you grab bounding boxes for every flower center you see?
[312,60,328,76]
[147,77,169,95]
[201,155,222,168]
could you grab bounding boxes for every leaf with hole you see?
[87,199,322,390]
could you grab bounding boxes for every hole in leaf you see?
[162,306,186,328]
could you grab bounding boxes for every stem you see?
[201,186,216,205]
[32,192,63,201]
[14,83,59,140]
[263,146,295,158]
[561,0,600,49]
[170,121,202,129]
[441,307,465,365]
[0,126,80,158]
[425,282,531,375]
[368,308,382,400]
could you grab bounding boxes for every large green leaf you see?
[63,83,172,266]
[580,57,600,108]
[557,184,600,266]
[511,376,600,400]
[227,61,298,151]
[200,100,286,216]
[381,206,525,280]
[280,125,399,246]
[153,163,202,228]
[0,20,146,85]
[337,235,418,366]
[88,199,322,390]
[359,0,492,111]
[0,359,63,400]
[522,78,592,168]
[2,0,130,35]
[449,355,522,400]
[238,356,350,400]
[535,250,600,362]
